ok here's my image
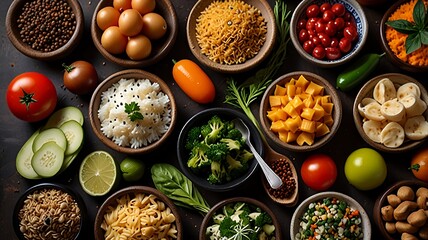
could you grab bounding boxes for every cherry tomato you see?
[63,61,99,95]
[319,3,331,12]
[325,47,341,60]
[315,20,325,33]
[325,21,337,37]
[172,59,215,104]
[318,32,331,47]
[343,26,358,42]
[303,40,315,53]
[322,10,335,22]
[297,19,307,31]
[334,17,345,30]
[306,4,320,18]
[312,46,326,59]
[330,37,339,48]
[301,154,337,191]
[306,18,316,31]
[311,35,322,46]
[298,29,309,43]
[331,3,345,17]
[339,37,352,53]
[6,72,57,122]
[410,148,428,182]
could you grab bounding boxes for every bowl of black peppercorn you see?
[5,0,84,61]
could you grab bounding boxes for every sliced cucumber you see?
[31,142,65,178]
[60,120,84,156]
[44,106,84,129]
[32,128,67,152]
[60,149,80,173]
[16,129,41,180]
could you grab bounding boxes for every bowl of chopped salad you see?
[199,197,282,240]
[290,191,371,240]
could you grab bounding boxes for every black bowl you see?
[13,183,87,240]
[177,108,264,192]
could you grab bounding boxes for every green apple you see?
[120,157,145,182]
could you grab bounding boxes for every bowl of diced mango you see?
[259,71,342,152]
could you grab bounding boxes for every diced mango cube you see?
[305,81,324,96]
[323,114,334,127]
[267,108,288,122]
[303,95,315,108]
[322,102,334,115]
[290,95,304,112]
[296,132,315,146]
[301,108,315,121]
[286,84,296,99]
[280,96,289,106]
[283,102,299,118]
[300,119,316,133]
[269,95,282,107]
[312,103,325,121]
[285,116,301,133]
[274,85,287,96]
[315,122,331,137]
[295,75,310,89]
[270,120,287,132]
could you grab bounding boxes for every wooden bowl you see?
[380,0,428,72]
[186,0,276,74]
[91,0,178,68]
[353,73,428,152]
[94,186,182,240]
[5,0,84,61]
[373,180,428,240]
[199,197,282,239]
[259,71,342,152]
[289,0,368,67]
[291,191,371,239]
[89,69,177,155]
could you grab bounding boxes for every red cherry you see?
[343,26,358,42]
[331,3,345,17]
[319,3,331,12]
[312,46,326,59]
[306,4,320,18]
[299,29,310,43]
[339,37,352,53]
[325,47,341,60]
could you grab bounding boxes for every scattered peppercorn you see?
[16,0,76,52]
[268,158,296,199]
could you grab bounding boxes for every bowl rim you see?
[13,182,87,240]
[5,0,84,61]
[290,191,371,240]
[289,0,368,67]
[94,185,183,240]
[199,197,282,240]
[89,69,177,155]
[186,0,277,74]
[259,71,343,152]
[176,107,264,192]
[90,0,178,68]
[379,0,428,72]
[352,73,428,152]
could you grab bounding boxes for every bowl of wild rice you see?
[89,69,177,155]
[186,0,277,74]
[5,0,84,61]
[13,183,87,240]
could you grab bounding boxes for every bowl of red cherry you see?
[290,0,368,67]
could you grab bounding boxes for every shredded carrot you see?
[350,209,360,217]
[385,0,428,66]
[311,223,318,229]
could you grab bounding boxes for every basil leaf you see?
[386,19,418,34]
[151,163,210,214]
[413,0,426,29]
[406,32,422,54]
[421,30,428,45]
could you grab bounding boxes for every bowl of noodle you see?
[94,186,182,240]
[186,0,277,74]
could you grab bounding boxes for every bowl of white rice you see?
[89,69,177,155]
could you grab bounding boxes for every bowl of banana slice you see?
[353,73,428,152]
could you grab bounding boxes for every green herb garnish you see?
[385,0,428,54]
[125,102,144,122]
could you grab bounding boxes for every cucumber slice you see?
[16,129,41,180]
[60,120,84,156]
[44,106,84,129]
[31,142,65,178]
[60,150,80,173]
[32,128,67,152]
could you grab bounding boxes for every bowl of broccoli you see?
[177,107,264,192]
[199,197,282,239]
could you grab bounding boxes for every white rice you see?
[98,78,171,148]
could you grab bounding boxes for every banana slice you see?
[358,98,377,117]
[397,82,421,101]
[363,120,384,143]
[364,102,386,121]
[380,98,405,122]
[373,78,397,104]
[380,122,405,148]
[404,115,428,140]
[399,94,427,117]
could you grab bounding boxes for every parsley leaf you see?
[124,102,144,122]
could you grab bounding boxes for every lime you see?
[79,151,118,196]
[120,157,145,182]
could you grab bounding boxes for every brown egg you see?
[96,6,120,31]
[118,9,144,37]
[141,13,167,40]
[101,26,128,54]
[131,0,156,15]
[126,34,152,60]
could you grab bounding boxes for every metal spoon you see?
[232,118,283,189]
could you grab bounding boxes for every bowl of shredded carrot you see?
[380,0,428,72]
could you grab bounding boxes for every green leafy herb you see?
[385,0,428,54]
[124,101,144,122]
[151,163,210,214]
[224,0,290,143]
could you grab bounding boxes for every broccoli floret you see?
[207,161,227,184]
[187,143,210,171]
[225,128,243,140]
[206,142,229,162]
[185,126,202,151]
[226,155,249,178]
[204,115,225,144]
[237,149,254,164]
[200,124,212,139]
[220,138,242,152]
[222,203,235,217]
[254,212,273,227]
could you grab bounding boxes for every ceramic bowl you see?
[5,0,84,61]
[290,0,368,67]
[177,108,264,192]
[94,186,182,240]
[199,197,282,239]
[259,71,342,152]
[91,0,178,68]
[13,183,87,240]
[353,73,428,153]
[89,69,177,155]
[186,0,276,74]
[373,180,428,240]
[380,0,428,72]
[290,191,371,240]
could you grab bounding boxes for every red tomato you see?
[6,72,57,122]
[301,154,337,191]
[306,4,320,18]
[331,3,345,17]
[410,148,428,182]
[343,26,358,41]
[312,46,326,59]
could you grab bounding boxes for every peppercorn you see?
[16,0,76,52]
[268,158,296,199]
